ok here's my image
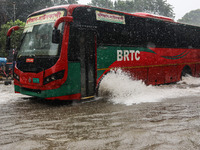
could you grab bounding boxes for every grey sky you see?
[166,0,200,20]
[78,0,200,20]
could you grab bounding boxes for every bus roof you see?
[133,12,174,22]
[28,4,88,17]
[29,4,175,23]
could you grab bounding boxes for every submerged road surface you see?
[0,74,200,150]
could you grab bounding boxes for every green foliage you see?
[0,19,25,57]
[178,9,200,26]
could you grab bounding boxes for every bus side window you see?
[129,17,146,46]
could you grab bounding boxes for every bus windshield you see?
[18,11,65,57]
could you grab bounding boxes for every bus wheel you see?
[181,66,192,79]
[95,71,112,97]
[95,70,119,97]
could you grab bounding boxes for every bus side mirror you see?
[52,28,61,44]
[6,26,20,51]
[52,16,73,44]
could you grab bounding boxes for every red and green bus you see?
[7,4,200,100]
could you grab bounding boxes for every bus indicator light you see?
[26,58,34,63]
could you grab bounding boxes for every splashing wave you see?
[98,70,200,105]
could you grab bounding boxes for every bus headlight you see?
[43,70,65,85]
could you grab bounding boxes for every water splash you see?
[98,70,200,105]
[0,84,27,104]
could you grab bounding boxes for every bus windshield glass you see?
[18,10,65,57]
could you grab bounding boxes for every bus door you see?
[79,30,96,98]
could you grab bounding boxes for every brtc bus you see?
[7,4,200,100]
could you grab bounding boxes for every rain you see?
[0,0,200,150]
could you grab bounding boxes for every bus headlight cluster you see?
[14,73,20,81]
[43,70,65,85]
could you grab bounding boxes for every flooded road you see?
[0,74,200,149]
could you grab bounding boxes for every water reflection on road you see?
[0,78,200,149]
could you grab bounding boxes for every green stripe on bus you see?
[97,46,155,79]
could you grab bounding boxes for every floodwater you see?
[0,71,200,150]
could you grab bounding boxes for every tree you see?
[114,0,134,12]
[55,0,78,5]
[89,0,114,9]
[178,9,200,26]
[5,0,54,22]
[0,19,25,57]
[89,0,174,18]
[0,3,8,27]
[114,0,174,18]
[4,0,78,23]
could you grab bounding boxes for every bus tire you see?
[181,66,192,79]
[95,71,111,97]
[95,70,118,97]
